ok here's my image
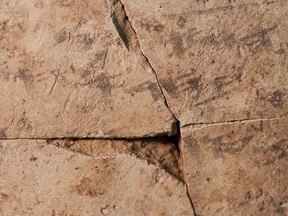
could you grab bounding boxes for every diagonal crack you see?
[182,116,286,128]
[110,0,179,131]
[110,0,196,214]
[186,184,198,216]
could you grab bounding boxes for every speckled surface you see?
[181,118,288,216]
[0,140,193,216]
[0,0,174,139]
[1,0,288,215]
[122,0,288,125]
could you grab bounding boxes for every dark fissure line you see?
[111,7,129,49]
[110,0,179,131]
[109,0,197,214]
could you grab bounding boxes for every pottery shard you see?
[181,117,288,216]
[0,0,175,139]
[0,140,193,216]
[122,0,288,125]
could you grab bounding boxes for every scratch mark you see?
[49,70,60,95]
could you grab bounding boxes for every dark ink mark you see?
[267,90,284,108]
[177,17,186,28]
[204,33,218,46]
[240,25,277,52]
[140,21,152,32]
[213,75,233,91]
[153,24,164,32]
[29,156,38,162]
[187,28,202,45]
[0,20,9,30]
[15,69,35,91]
[223,135,253,154]
[233,64,245,82]
[94,73,112,95]
[170,32,185,57]
[202,133,253,158]
[140,21,164,32]
[129,81,161,101]
[76,33,95,49]
[187,76,202,93]
[276,48,285,55]
[224,33,236,48]
[264,139,288,166]
[162,80,177,96]
[54,28,67,44]
[183,136,201,156]
[0,128,7,138]
[72,177,107,197]
[197,0,210,4]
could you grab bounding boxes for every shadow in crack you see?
[47,134,184,182]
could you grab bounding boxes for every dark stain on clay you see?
[72,177,107,197]
[0,128,7,138]
[80,69,93,84]
[76,33,95,49]
[177,16,186,28]
[187,76,202,97]
[18,111,32,131]
[140,21,164,32]
[162,79,177,96]
[129,81,161,101]
[202,132,254,158]
[14,69,35,90]
[163,72,204,98]
[221,135,254,154]
[170,32,185,57]
[153,24,164,32]
[0,20,9,31]
[264,139,288,166]
[147,82,161,101]
[186,28,202,45]
[239,188,264,207]
[213,75,233,91]
[195,92,229,107]
[203,33,218,46]
[29,156,38,162]
[267,90,284,108]
[224,33,236,49]
[54,28,67,44]
[183,136,201,157]
[233,64,244,82]
[93,73,112,95]
[239,25,277,52]
[194,71,240,106]
[205,134,225,158]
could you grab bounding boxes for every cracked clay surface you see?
[1,0,288,215]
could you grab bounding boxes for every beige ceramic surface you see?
[181,117,288,216]
[122,0,288,125]
[0,140,193,216]
[0,0,175,139]
[1,0,288,215]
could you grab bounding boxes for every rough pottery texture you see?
[121,0,288,125]
[181,118,288,216]
[0,0,175,139]
[0,0,288,216]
